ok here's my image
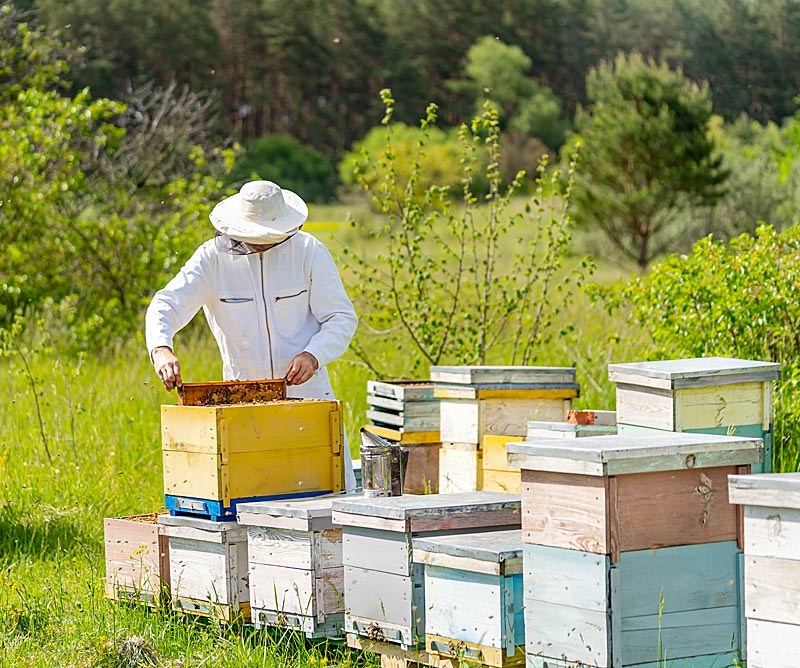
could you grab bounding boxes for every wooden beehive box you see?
[104,514,170,606]
[729,473,800,668]
[157,514,249,622]
[508,431,763,668]
[237,496,344,638]
[332,491,522,649]
[413,529,525,668]
[432,366,578,494]
[161,398,344,520]
[609,357,779,473]
[482,435,525,493]
[366,380,441,494]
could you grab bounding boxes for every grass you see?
[0,196,654,666]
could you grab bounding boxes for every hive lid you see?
[729,472,800,510]
[157,514,247,542]
[608,357,780,390]
[430,365,576,386]
[507,431,762,476]
[526,421,617,437]
[237,495,337,529]
[412,529,522,566]
[331,491,521,531]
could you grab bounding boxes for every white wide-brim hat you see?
[210,180,308,244]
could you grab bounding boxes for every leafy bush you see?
[341,91,589,376]
[606,224,800,471]
[231,134,338,203]
[339,121,476,205]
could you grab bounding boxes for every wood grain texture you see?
[434,387,578,400]
[611,465,739,552]
[524,599,610,666]
[343,527,411,576]
[729,472,800,510]
[608,357,780,390]
[742,504,800,559]
[523,544,609,612]
[746,618,800,668]
[483,435,525,470]
[367,380,436,402]
[438,448,482,493]
[482,469,521,494]
[402,442,440,494]
[427,635,525,668]
[104,516,170,602]
[521,469,608,553]
[367,410,440,431]
[615,384,675,431]
[677,382,767,431]
[430,366,576,386]
[745,554,800,625]
[413,530,522,574]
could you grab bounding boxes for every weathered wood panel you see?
[430,366,576,386]
[746,618,800,668]
[168,536,246,608]
[366,410,440,431]
[608,357,780,390]
[343,527,411,576]
[402,442,440,495]
[483,469,521,494]
[367,380,436,402]
[621,607,740,664]
[249,562,315,616]
[612,465,739,552]
[104,515,170,603]
[524,599,611,666]
[523,544,609,612]
[424,566,505,647]
[729,472,800,511]
[678,382,768,431]
[247,527,313,568]
[742,504,800,560]
[520,469,608,552]
[367,395,440,417]
[439,447,482,493]
[617,542,740,617]
[483,435,525,470]
[615,384,675,431]
[745,554,800,625]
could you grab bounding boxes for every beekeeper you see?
[145,180,358,489]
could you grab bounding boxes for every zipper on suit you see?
[275,289,308,302]
[259,253,275,378]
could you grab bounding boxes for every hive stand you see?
[507,431,763,667]
[729,473,800,668]
[413,529,525,668]
[332,491,522,650]
[609,357,779,473]
[431,366,578,493]
[161,399,345,520]
[365,380,441,494]
[104,514,170,606]
[158,514,249,622]
[237,496,344,638]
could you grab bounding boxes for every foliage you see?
[675,114,795,241]
[231,134,338,203]
[341,91,591,376]
[449,35,568,150]
[569,52,728,269]
[338,121,469,205]
[605,224,800,470]
[0,11,234,347]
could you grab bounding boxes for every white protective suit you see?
[145,231,358,490]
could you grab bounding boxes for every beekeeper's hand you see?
[152,346,183,391]
[286,352,318,386]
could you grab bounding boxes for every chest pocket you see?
[214,290,258,337]
[272,283,311,339]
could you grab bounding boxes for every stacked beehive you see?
[365,380,441,493]
[105,379,346,623]
[508,431,762,667]
[332,492,521,652]
[729,473,800,668]
[413,529,525,668]
[432,366,578,493]
[237,497,344,638]
[610,357,779,473]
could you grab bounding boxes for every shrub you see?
[605,224,800,471]
[231,134,338,203]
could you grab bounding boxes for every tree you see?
[341,92,588,376]
[570,52,727,269]
[448,36,567,150]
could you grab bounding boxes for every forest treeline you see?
[22,0,800,158]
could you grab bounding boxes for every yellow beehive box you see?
[482,435,525,493]
[162,399,344,520]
